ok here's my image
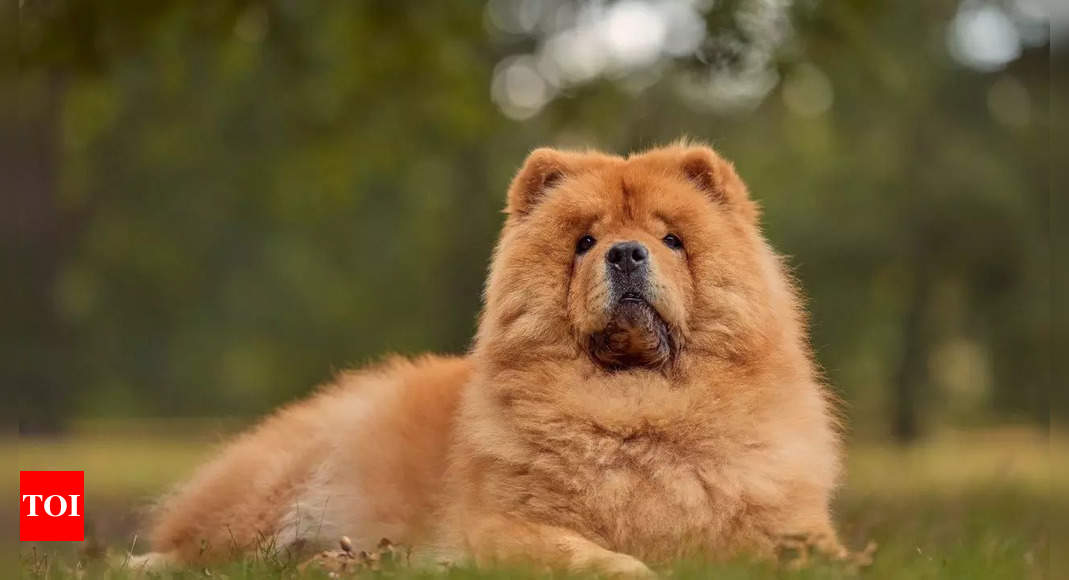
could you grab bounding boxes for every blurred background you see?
[6,0,1062,575]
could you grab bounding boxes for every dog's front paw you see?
[594,552,657,578]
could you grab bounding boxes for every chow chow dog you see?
[135,143,845,576]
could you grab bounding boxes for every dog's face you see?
[481,144,774,372]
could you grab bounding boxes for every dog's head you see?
[479,143,785,373]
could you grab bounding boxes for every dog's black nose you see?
[606,241,648,274]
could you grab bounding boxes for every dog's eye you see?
[662,233,684,250]
[575,234,597,255]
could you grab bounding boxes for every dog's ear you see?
[678,146,749,206]
[506,148,570,217]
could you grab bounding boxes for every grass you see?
[12,422,1063,579]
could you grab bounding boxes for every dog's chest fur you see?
[517,421,758,560]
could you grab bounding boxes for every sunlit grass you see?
[14,418,239,499]
[14,423,1063,579]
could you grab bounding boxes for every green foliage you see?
[8,0,1050,437]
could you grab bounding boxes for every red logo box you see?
[20,471,84,541]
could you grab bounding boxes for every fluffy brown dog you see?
[135,143,844,576]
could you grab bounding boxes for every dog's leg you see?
[776,520,850,569]
[463,515,655,578]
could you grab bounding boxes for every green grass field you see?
[13,423,1063,579]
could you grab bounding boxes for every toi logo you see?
[20,471,84,541]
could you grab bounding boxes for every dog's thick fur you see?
[137,144,844,575]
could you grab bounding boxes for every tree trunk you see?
[891,260,933,443]
[4,72,67,434]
